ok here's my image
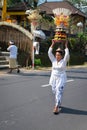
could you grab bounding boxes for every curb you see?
[0,65,87,75]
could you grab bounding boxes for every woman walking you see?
[48,39,69,114]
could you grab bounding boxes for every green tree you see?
[7,0,39,8]
[22,0,39,8]
[67,0,87,5]
[7,0,21,7]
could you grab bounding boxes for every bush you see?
[69,53,85,65]
[35,54,51,67]
[34,58,41,66]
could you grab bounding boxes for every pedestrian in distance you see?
[7,40,20,73]
[33,37,41,55]
[48,39,70,114]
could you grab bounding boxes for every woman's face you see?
[55,52,62,62]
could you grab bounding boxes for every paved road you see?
[0,67,87,130]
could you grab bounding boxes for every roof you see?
[7,2,32,12]
[38,1,86,18]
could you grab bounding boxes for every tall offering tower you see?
[52,8,71,42]
[26,9,42,33]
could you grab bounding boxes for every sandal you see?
[53,106,59,115]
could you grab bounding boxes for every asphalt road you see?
[0,67,87,130]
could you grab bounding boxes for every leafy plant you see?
[34,58,41,66]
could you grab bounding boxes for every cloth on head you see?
[56,48,64,56]
[9,41,14,45]
[56,48,62,52]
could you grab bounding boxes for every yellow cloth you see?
[9,58,17,68]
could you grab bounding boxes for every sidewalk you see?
[22,64,87,71]
[0,64,87,75]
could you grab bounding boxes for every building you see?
[0,2,32,29]
[38,1,87,34]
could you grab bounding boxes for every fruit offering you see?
[52,8,71,42]
[54,29,67,41]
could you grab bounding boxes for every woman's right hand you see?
[51,39,56,48]
[52,39,55,44]
[65,39,68,48]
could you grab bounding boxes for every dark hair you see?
[56,50,64,57]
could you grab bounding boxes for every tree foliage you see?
[7,0,21,7]
[7,0,39,7]
[69,32,87,54]
[67,0,87,5]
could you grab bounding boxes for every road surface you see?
[0,67,87,130]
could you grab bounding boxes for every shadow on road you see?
[61,106,87,115]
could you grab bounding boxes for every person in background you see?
[7,40,20,73]
[48,39,69,114]
[33,37,41,55]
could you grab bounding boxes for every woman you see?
[48,39,69,114]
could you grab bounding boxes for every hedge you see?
[69,53,85,65]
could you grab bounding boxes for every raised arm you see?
[48,39,56,62]
[64,40,70,62]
